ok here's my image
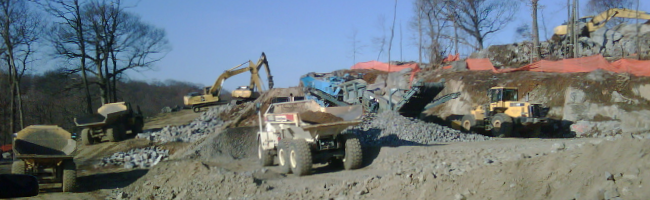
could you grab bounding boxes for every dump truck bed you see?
[13,125,76,157]
[74,102,130,127]
[265,100,363,138]
[301,120,362,138]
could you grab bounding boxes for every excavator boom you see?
[183,52,274,111]
[554,8,650,36]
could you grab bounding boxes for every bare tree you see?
[413,0,454,65]
[0,0,42,134]
[447,0,519,50]
[373,15,387,60]
[40,0,94,114]
[388,0,397,67]
[348,28,365,65]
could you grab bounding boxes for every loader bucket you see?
[13,125,76,156]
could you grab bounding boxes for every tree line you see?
[0,70,201,145]
[1,0,172,145]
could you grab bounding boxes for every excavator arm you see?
[248,52,274,92]
[554,8,650,35]
[588,8,650,31]
[208,62,251,97]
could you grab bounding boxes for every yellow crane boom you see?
[554,8,650,36]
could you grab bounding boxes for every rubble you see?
[98,146,169,169]
[348,112,491,146]
[137,104,233,143]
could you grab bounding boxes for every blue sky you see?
[127,0,648,89]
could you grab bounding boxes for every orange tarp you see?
[442,53,460,62]
[611,59,650,76]
[351,60,420,84]
[496,55,617,73]
[1,144,11,152]
[466,58,495,71]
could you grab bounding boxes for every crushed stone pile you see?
[348,112,491,146]
[98,146,169,169]
[137,105,233,143]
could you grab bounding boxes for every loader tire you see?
[461,115,476,132]
[11,160,25,174]
[343,134,363,170]
[529,126,542,138]
[258,138,273,167]
[81,128,94,145]
[62,160,77,192]
[277,139,291,174]
[289,139,312,176]
[491,113,513,138]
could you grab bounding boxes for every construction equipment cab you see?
[462,87,547,138]
[183,52,273,112]
[554,8,650,36]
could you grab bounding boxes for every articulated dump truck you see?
[257,100,364,176]
[12,125,77,193]
[74,102,144,145]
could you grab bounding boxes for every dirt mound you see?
[299,111,343,124]
[173,127,258,162]
[422,136,650,199]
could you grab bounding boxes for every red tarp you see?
[351,60,420,84]
[442,53,460,62]
[453,55,650,77]
[1,144,11,152]
[466,58,495,71]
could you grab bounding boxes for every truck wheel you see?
[11,160,25,174]
[106,127,119,142]
[461,115,476,132]
[343,134,363,170]
[62,160,77,192]
[258,138,274,167]
[132,118,144,134]
[81,128,94,145]
[289,139,312,176]
[277,139,291,174]
[491,113,513,137]
[192,106,201,113]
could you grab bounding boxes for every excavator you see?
[554,8,650,36]
[184,52,274,112]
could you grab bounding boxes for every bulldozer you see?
[184,52,274,112]
[554,8,650,36]
[461,87,547,138]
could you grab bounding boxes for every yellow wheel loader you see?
[461,87,547,138]
[184,52,273,112]
[554,8,650,36]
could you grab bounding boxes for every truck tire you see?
[461,115,476,132]
[132,118,144,134]
[62,160,76,192]
[529,126,542,138]
[289,139,312,176]
[258,138,274,167]
[491,113,513,138]
[277,139,291,174]
[105,127,119,142]
[343,134,363,170]
[81,128,94,145]
[11,160,25,174]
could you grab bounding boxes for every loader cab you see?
[488,87,518,103]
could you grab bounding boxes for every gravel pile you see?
[137,105,233,143]
[348,111,490,146]
[98,146,169,169]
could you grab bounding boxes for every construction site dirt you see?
[299,110,345,124]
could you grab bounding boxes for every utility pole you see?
[418,2,422,68]
[637,0,641,59]
[566,0,571,58]
[532,0,540,60]
[572,0,578,58]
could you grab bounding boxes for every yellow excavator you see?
[184,52,274,112]
[554,8,650,36]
